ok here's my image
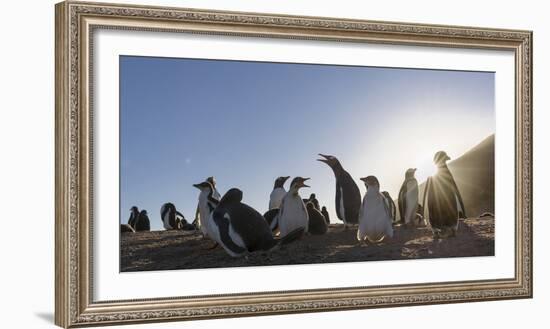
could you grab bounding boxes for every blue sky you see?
[120,56,495,230]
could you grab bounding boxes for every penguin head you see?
[306,202,315,210]
[290,177,310,192]
[139,210,148,216]
[433,151,451,166]
[405,168,417,179]
[317,154,342,169]
[360,176,380,190]
[130,206,139,213]
[273,176,290,189]
[220,188,243,205]
[309,193,316,200]
[193,181,214,192]
[206,176,217,187]
[322,206,327,211]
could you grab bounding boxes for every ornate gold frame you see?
[55,1,533,327]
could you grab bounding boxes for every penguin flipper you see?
[398,181,407,222]
[335,181,342,221]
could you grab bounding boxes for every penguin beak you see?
[317,153,330,164]
[300,178,310,188]
[360,177,368,182]
[192,183,201,189]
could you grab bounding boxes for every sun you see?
[415,156,437,183]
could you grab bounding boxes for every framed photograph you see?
[55,1,532,327]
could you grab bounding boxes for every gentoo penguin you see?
[303,193,320,210]
[263,208,280,233]
[120,224,135,233]
[194,176,221,228]
[381,191,397,223]
[357,176,393,243]
[306,202,328,235]
[160,202,179,230]
[210,188,304,257]
[318,154,361,227]
[423,151,467,238]
[269,176,290,210]
[134,210,151,231]
[398,168,419,225]
[321,206,330,224]
[276,177,310,238]
[193,181,221,239]
[176,210,196,230]
[128,206,139,229]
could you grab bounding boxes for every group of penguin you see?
[122,150,467,257]
[120,203,196,233]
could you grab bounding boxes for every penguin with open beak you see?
[317,154,361,228]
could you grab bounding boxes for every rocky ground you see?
[120,216,494,272]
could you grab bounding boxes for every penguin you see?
[422,151,467,238]
[269,176,290,210]
[134,210,151,231]
[276,177,310,238]
[303,193,320,210]
[357,176,393,243]
[321,206,330,224]
[317,154,361,227]
[120,224,135,233]
[160,202,179,230]
[210,188,304,257]
[193,180,221,239]
[263,208,280,233]
[381,191,397,223]
[193,176,221,228]
[128,206,139,229]
[175,210,196,230]
[306,202,328,235]
[398,168,419,225]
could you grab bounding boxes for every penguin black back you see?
[160,202,177,229]
[381,191,397,222]
[135,210,150,231]
[214,188,277,253]
[307,203,328,235]
[128,206,139,229]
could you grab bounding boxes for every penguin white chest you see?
[358,192,393,242]
[162,215,173,230]
[278,194,308,237]
[269,188,286,209]
[197,192,215,237]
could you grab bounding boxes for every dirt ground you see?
[120,216,494,272]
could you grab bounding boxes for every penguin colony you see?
[123,151,466,258]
